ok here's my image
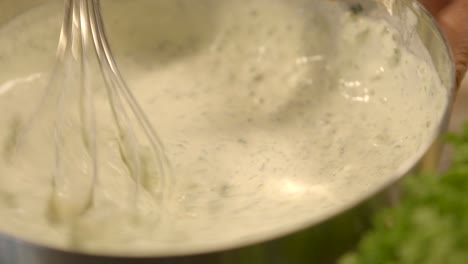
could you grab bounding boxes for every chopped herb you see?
[3,116,22,162]
[391,48,402,67]
[220,184,231,196]
[350,4,364,15]
[237,138,248,145]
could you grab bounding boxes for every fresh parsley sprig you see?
[340,124,468,264]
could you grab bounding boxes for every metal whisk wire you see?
[46,0,172,222]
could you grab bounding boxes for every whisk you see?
[11,0,172,223]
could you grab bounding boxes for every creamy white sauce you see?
[0,0,447,255]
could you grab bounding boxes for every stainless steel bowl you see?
[0,0,455,263]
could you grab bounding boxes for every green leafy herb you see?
[340,123,468,264]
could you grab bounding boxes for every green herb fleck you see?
[220,184,231,197]
[350,4,364,15]
[391,48,402,67]
[237,138,248,145]
[3,116,22,162]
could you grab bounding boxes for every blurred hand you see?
[420,0,468,88]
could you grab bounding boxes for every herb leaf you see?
[340,124,468,264]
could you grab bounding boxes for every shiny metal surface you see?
[0,0,455,263]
